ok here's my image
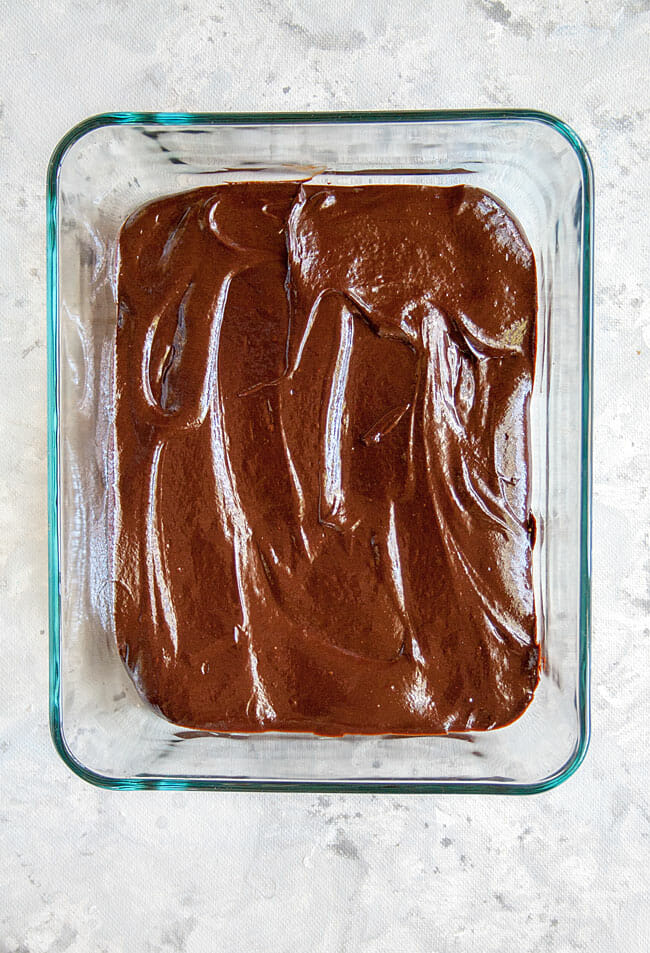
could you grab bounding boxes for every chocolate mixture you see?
[114,181,539,734]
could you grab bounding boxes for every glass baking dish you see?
[47,110,592,792]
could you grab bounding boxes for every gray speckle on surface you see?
[279,19,367,51]
[160,918,197,953]
[329,829,363,863]
[478,0,512,25]
[473,0,533,37]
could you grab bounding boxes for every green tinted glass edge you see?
[47,110,592,792]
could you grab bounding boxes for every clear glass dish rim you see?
[47,109,593,793]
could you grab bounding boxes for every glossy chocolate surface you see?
[114,181,538,734]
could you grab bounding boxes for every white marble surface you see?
[1,1,649,950]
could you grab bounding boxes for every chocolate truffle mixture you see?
[114,182,539,734]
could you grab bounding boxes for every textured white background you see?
[1,1,649,950]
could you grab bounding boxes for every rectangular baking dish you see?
[47,110,592,792]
